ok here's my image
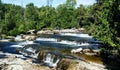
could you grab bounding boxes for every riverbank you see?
[0,55,51,70]
[0,28,85,42]
[37,28,85,34]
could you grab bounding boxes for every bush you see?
[100,48,106,55]
[9,29,20,36]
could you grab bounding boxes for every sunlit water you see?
[0,33,102,67]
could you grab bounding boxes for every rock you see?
[78,61,106,70]
[107,55,115,60]
[37,28,84,34]
[57,58,79,70]
[85,53,97,56]
[27,29,37,34]
[37,30,53,34]
[0,39,11,42]
[14,35,25,41]
[57,39,62,42]
[0,57,51,70]
[82,49,100,56]
[7,55,16,58]
[71,48,82,53]
[37,50,46,61]
[82,49,91,53]
[23,35,36,40]
[78,28,85,32]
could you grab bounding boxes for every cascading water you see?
[0,32,102,68]
[43,53,60,67]
[14,35,25,41]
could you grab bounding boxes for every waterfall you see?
[43,53,60,67]
[44,53,52,63]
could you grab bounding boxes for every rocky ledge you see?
[0,52,106,70]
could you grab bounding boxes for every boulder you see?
[23,35,36,40]
[71,48,82,53]
[27,29,37,34]
[37,50,46,61]
[57,58,79,70]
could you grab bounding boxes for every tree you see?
[0,0,3,38]
[86,0,120,47]
[108,0,120,37]
[66,0,76,7]
[25,3,39,30]
[56,1,78,29]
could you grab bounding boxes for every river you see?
[0,32,102,67]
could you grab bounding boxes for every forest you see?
[0,0,120,49]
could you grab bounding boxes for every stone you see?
[71,48,83,53]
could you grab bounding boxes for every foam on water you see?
[19,41,35,46]
[36,38,56,42]
[60,33,93,38]
[43,53,60,67]
[9,45,23,48]
[15,35,24,41]
[35,38,90,47]
[26,47,36,53]
[0,32,102,67]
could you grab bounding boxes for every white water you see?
[60,33,93,38]
[15,41,38,58]
[9,45,23,48]
[36,38,56,42]
[15,35,24,41]
[0,32,101,67]
[26,47,36,53]
[19,41,35,46]
[35,38,90,47]
[43,53,60,67]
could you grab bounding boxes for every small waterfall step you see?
[35,38,91,48]
[37,51,85,67]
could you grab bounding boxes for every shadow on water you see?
[102,57,120,70]
[0,54,7,59]
[99,48,120,70]
[0,42,33,60]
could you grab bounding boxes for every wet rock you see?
[37,50,46,61]
[71,48,83,53]
[83,49,100,56]
[57,58,79,70]
[82,49,91,53]
[57,39,62,42]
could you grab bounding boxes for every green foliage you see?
[0,1,78,35]
[85,0,120,47]
[66,0,76,7]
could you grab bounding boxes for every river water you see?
[0,33,102,67]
